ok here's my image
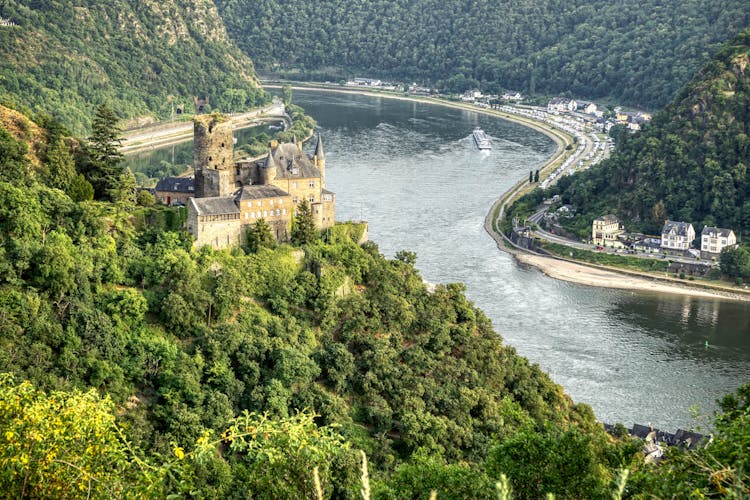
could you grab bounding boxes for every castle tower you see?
[313,134,325,186]
[260,150,277,184]
[193,114,234,198]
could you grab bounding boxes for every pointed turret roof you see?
[314,134,325,160]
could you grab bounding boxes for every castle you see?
[186,114,334,249]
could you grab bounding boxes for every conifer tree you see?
[292,199,318,245]
[246,218,275,252]
[85,104,124,200]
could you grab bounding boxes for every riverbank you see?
[515,254,750,301]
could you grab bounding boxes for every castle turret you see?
[260,150,277,184]
[193,114,234,198]
[313,134,325,186]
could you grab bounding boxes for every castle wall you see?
[270,177,321,208]
[238,194,293,242]
[192,214,243,249]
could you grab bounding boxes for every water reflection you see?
[611,294,750,358]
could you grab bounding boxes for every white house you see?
[576,100,598,115]
[547,97,578,113]
[700,226,736,257]
[661,221,695,251]
[592,214,625,247]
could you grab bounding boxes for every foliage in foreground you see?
[3,373,749,498]
[0,97,747,498]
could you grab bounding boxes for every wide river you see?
[127,89,750,430]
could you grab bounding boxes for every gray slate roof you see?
[662,220,693,237]
[701,226,733,237]
[190,196,239,216]
[263,143,322,180]
[234,185,290,200]
[156,176,194,193]
[314,134,325,160]
[595,214,618,223]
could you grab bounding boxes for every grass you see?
[541,242,670,273]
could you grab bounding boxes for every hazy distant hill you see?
[0,0,266,134]
[554,28,750,236]
[215,0,749,109]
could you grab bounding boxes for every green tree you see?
[245,218,275,252]
[84,104,124,200]
[109,167,137,208]
[68,173,94,202]
[43,137,76,192]
[136,189,155,207]
[0,374,142,498]
[282,84,293,106]
[291,199,318,245]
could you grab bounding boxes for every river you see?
[125,89,750,430]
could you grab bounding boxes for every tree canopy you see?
[215,0,749,109]
[544,29,750,242]
[0,0,268,134]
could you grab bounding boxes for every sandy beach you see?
[515,253,750,301]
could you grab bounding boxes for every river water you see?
[126,89,750,430]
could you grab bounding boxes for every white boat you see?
[472,127,492,150]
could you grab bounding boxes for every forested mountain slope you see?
[0,0,267,135]
[0,106,641,497]
[554,28,750,237]
[215,0,749,109]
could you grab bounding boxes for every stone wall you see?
[192,215,243,249]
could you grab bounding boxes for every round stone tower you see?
[193,114,234,198]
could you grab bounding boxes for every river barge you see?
[472,127,492,150]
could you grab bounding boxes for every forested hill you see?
[214,0,749,109]
[0,0,267,135]
[0,104,634,497]
[554,28,750,237]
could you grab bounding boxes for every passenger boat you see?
[472,127,492,150]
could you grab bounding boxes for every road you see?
[527,207,710,266]
[120,102,288,154]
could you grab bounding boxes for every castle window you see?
[292,181,297,189]
[309,180,315,188]
[276,209,280,216]
[282,208,287,215]
[245,213,249,220]
[248,202,252,208]
[309,195,314,203]
[251,212,255,218]
[263,211,268,217]
[257,201,261,207]
[293,196,298,203]
[278,199,283,204]
[270,199,274,206]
